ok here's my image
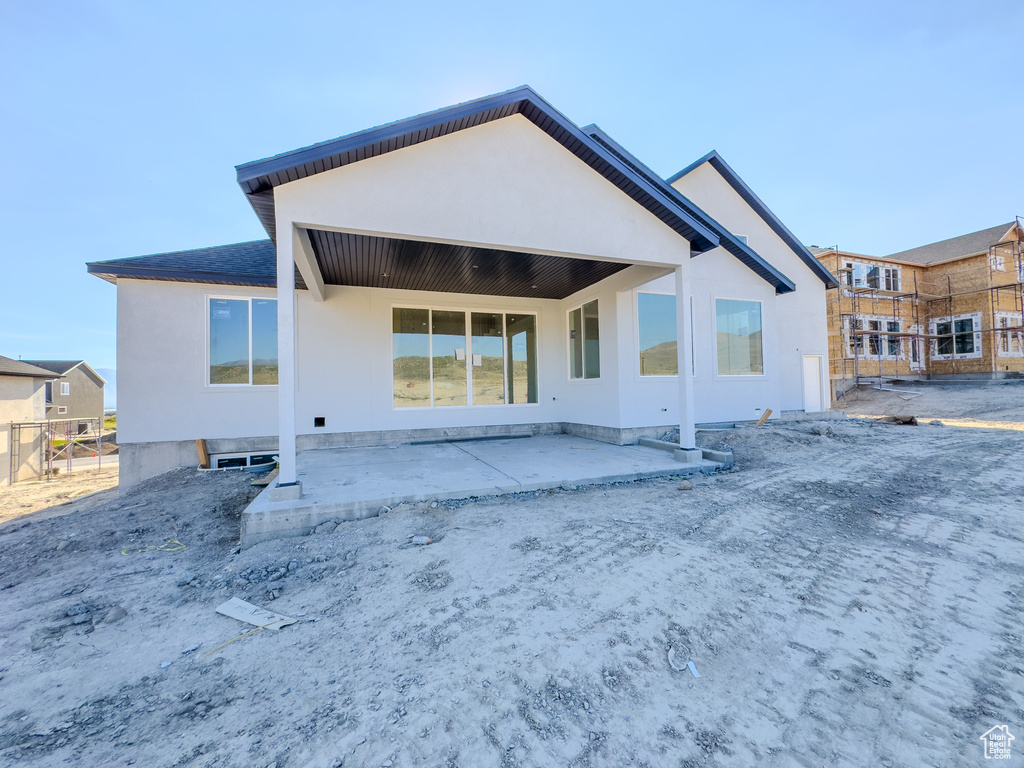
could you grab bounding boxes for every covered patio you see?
[229,87,788,541]
[241,433,727,546]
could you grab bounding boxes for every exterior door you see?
[802,355,823,412]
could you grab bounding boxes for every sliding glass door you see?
[393,307,537,408]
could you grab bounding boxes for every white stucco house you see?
[88,86,835,492]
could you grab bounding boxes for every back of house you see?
[88,87,834,488]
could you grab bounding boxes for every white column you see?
[275,225,298,487]
[675,265,696,449]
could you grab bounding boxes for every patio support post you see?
[674,265,697,450]
[272,225,299,496]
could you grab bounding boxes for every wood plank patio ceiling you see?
[307,229,631,300]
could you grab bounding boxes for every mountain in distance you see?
[96,368,116,410]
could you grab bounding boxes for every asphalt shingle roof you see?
[19,360,81,376]
[884,223,1016,265]
[86,240,306,289]
[0,355,56,378]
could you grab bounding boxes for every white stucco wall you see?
[117,264,679,451]
[274,114,689,270]
[117,279,280,445]
[671,163,829,413]
[115,112,828,484]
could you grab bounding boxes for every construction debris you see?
[215,597,298,631]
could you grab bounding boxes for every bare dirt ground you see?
[0,467,119,525]
[0,384,1021,767]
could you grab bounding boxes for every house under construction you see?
[812,220,1024,396]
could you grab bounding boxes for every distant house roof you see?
[21,360,106,386]
[884,222,1018,265]
[667,151,837,288]
[0,356,55,379]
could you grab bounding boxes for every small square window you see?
[60,382,70,395]
[57,406,67,414]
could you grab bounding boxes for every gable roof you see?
[87,240,307,289]
[90,88,805,296]
[20,360,106,386]
[0,356,55,379]
[236,86,721,258]
[667,151,837,288]
[582,125,796,293]
[884,222,1018,265]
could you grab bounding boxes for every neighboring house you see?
[88,86,835,489]
[812,221,1024,389]
[20,360,106,425]
[0,355,52,483]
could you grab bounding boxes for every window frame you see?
[567,298,601,381]
[845,314,903,360]
[635,290,687,379]
[995,312,1024,358]
[391,302,540,410]
[57,405,67,415]
[60,381,70,396]
[206,294,279,388]
[713,297,765,378]
[930,313,982,360]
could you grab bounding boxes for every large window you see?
[931,313,982,360]
[208,297,278,385]
[886,321,901,356]
[845,262,898,292]
[392,307,537,408]
[637,293,677,376]
[716,299,763,376]
[568,300,600,379]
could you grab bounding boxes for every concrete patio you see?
[240,434,727,546]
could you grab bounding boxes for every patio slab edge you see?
[240,461,722,548]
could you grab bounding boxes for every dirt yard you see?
[0,467,119,525]
[0,383,1021,767]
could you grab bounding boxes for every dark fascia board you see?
[234,86,720,254]
[668,151,837,289]
[581,125,796,295]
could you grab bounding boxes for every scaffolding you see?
[7,417,106,485]
[826,222,1024,398]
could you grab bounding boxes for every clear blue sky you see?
[2,0,1020,371]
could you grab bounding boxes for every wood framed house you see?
[813,221,1024,389]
